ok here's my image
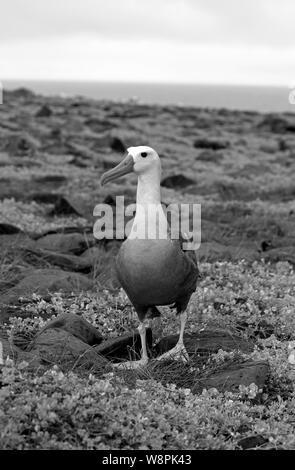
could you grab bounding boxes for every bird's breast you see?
[116,238,185,306]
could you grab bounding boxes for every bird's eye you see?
[141,152,147,158]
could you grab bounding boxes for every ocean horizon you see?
[3,79,295,113]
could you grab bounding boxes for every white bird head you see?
[128,146,161,176]
[101,145,161,186]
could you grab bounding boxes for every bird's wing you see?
[179,231,199,268]
[168,232,200,313]
[165,203,200,281]
[179,232,200,286]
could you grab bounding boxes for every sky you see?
[0,0,295,86]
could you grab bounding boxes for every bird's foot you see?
[112,357,149,370]
[156,343,189,362]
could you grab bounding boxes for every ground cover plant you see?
[1,89,295,449]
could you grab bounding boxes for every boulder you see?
[192,360,270,393]
[260,240,273,252]
[1,269,93,311]
[155,329,254,360]
[31,225,93,238]
[33,174,67,185]
[35,233,92,254]
[161,174,195,189]
[32,328,108,369]
[110,137,126,153]
[0,223,22,235]
[102,195,117,206]
[38,313,103,346]
[48,195,94,219]
[194,138,229,150]
[23,247,94,272]
[35,104,53,118]
[262,246,295,266]
[29,192,93,219]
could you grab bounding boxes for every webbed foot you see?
[112,357,149,370]
[156,343,189,362]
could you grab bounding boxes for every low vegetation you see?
[1,90,295,449]
[1,260,295,449]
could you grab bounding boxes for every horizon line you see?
[2,78,289,89]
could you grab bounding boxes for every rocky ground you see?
[1,88,295,449]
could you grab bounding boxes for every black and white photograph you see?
[0,0,295,455]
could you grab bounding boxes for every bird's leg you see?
[157,311,189,362]
[112,320,150,370]
[138,321,149,364]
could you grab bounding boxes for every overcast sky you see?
[1,0,294,85]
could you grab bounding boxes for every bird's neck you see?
[136,169,162,205]
[128,168,168,239]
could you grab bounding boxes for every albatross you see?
[101,146,199,368]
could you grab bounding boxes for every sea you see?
[3,80,295,114]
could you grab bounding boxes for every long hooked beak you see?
[100,152,134,186]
